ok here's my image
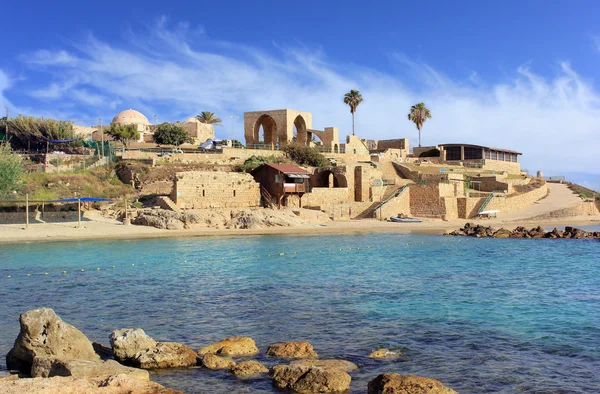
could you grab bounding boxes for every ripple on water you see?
[0,233,599,393]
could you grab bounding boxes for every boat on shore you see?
[390,216,423,223]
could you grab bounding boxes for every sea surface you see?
[1,228,599,393]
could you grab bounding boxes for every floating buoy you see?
[63,271,67,274]
[97,268,100,270]
[44,273,48,275]
[279,253,284,256]
[112,266,116,268]
[81,269,85,272]
[7,275,11,278]
[132,264,135,266]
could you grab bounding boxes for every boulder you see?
[492,228,511,238]
[271,364,351,393]
[289,359,358,372]
[110,329,197,369]
[92,342,113,359]
[31,357,149,381]
[6,308,99,373]
[197,336,259,357]
[367,373,457,394]
[230,360,268,378]
[266,341,318,359]
[368,348,401,359]
[201,353,236,370]
[0,373,182,394]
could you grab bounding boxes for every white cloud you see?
[14,19,600,178]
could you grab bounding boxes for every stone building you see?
[111,109,151,142]
[244,109,313,147]
[181,118,215,144]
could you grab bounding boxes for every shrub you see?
[153,122,193,146]
[238,155,289,172]
[282,143,329,167]
[0,143,23,196]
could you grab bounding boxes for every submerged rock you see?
[110,329,197,369]
[201,353,236,370]
[197,336,259,357]
[271,364,351,393]
[230,360,269,378]
[446,223,600,240]
[289,359,358,372]
[368,373,457,394]
[266,341,318,359]
[368,348,402,359]
[6,308,99,374]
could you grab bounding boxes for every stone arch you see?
[320,170,347,188]
[292,115,309,146]
[253,114,278,146]
[334,144,339,153]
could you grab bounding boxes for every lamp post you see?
[99,117,104,158]
[230,115,238,146]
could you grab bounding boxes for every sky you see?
[1,0,599,189]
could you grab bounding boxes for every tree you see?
[408,102,432,147]
[282,142,329,167]
[104,124,140,147]
[0,143,23,196]
[5,115,78,150]
[196,111,222,125]
[343,90,363,136]
[153,122,193,146]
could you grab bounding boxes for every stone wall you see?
[523,201,599,221]
[304,188,350,209]
[481,159,521,174]
[409,185,445,217]
[457,197,484,219]
[377,191,411,219]
[172,171,261,209]
[486,183,548,215]
[471,176,510,193]
[443,197,459,220]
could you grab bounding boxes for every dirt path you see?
[492,183,588,222]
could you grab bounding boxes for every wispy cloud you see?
[12,18,600,178]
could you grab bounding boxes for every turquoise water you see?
[1,230,599,393]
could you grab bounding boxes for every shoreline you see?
[1,215,599,245]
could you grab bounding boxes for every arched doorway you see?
[292,115,308,146]
[253,114,278,146]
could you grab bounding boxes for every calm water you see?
[1,229,599,393]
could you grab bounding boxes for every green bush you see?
[0,143,23,196]
[153,122,192,146]
[282,143,329,167]
[238,155,289,172]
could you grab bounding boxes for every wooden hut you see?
[251,163,310,208]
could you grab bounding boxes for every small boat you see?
[390,216,423,223]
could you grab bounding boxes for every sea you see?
[1,228,599,393]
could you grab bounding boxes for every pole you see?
[99,117,104,158]
[25,193,29,229]
[230,115,238,146]
[77,198,81,228]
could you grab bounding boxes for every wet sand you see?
[0,214,598,245]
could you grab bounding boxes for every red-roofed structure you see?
[251,163,310,208]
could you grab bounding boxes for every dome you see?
[183,117,201,124]
[112,109,150,125]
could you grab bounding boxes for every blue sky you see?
[1,0,599,189]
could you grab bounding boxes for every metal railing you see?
[477,190,505,215]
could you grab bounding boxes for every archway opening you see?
[253,114,277,147]
[293,115,308,146]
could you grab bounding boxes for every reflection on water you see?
[0,234,599,393]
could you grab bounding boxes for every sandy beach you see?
[1,213,598,245]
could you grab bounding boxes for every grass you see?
[567,182,600,201]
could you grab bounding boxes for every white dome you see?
[183,117,201,124]
[112,109,150,125]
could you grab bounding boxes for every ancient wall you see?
[457,197,484,219]
[377,191,411,219]
[471,176,510,193]
[182,122,214,143]
[304,188,350,209]
[481,160,521,174]
[523,201,599,221]
[343,135,370,155]
[442,197,459,220]
[409,185,445,217]
[172,171,260,209]
[485,183,548,215]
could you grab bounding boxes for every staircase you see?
[156,196,179,212]
[477,190,505,215]
[261,187,274,208]
[355,184,410,219]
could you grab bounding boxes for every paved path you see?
[495,183,585,221]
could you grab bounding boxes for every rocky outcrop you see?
[201,353,236,370]
[197,336,259,357]
[31,357,149,381]
[271,364,351,393]
[368,348,401,359]
[368,373,457,394]
[0,373,182,394]
[266,341,318,359]
[446,223,600,239]
[6,308,99,373]
[230,360,269,378]
[289,359,358,372]
[109,329,197,369]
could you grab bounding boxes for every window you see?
[275,174,282,183]
[445,146,461,161]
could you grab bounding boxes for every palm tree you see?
[343,90,363,136]
[196,111,222,125]
[408,103,432,147]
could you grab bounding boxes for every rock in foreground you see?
[266,341,318,359]
[0,374,182,394]
[31,357,149,381]
[6,308,99,373]
[110,329,197,369]
[230,360,268,378]
[368,373,457,394]
[271,364,351,393]
[368,348,401,359]
[201,353,236,370]
[197,336,259,357]
[446,223,600,239]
